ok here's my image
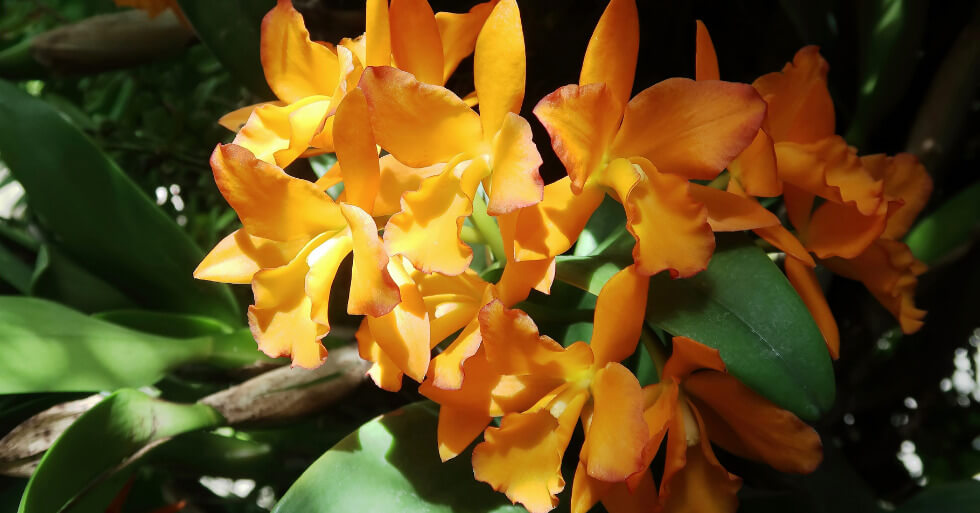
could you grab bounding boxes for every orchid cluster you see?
[192,0,931,511]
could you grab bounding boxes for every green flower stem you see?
[641,328,667,379]
[470,195,506,263]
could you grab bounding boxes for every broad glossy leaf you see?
[176,0,275,98]
[573,196,627,256]
[0,241,31,293]
[0,80,241,324]
[19,389,223,513]
[93,309,233,338]
[30,245,132,313]
[557,234,835,420]
[0,297,216,393]
[905,181,980,265]
[894,480,980,513]
[273,401,527,513]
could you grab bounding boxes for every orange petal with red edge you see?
[784,256,839,358]
[512,177,605,260]
[363,257,430,382]
[211,144,344,241]
[662,336,726,381]
[684,370,823,473]
[488,113,544,215]
[436,0,496,83]
[774,137,884,217]
[728,129,781,197]
[356,318,404,392]
[359,66,483,167]
[437,404,491,462]
[389,0,444,85]
[340,203,400,317]
[261,0,340,102]
[383,158,486,275]
[374,155,443,216]
[305,232,354,331]
[583,362,648,481]
[415,269,489,344]
[753,46,835,144]
[427,318,484,391]
[688,184,780,232]
[474,0,526,139]
[806,200,888,259]
[496,258,556,307]
[334,90,381,213]
[479,300,594,380]
[580,0,639,109]
[694,20,719,81]
[599,158,714,278]
[611,78,765,180]
[821,239,927,334]
[590,265,649,367]
[364,0,390,66]
[195,229,306,284]
[534,84,622,192]
[219,102,282,132]
[863,153,933,240]
[232,96,332,168]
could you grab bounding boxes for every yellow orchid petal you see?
[512,177,605,260]
[863,153,933,240]
[389,0,444,85]
[435,0,497,83]
[728,129,781,197]
[685,370,823,474]
[356,319,404,392]
[496,258,556,307]
[589,265,649,367]
[582,362,648,482]
[687,184,780,232]
[658,421,741,513]
[218,102,282,132]
[774,136,884,216]
[694,20,719,81]
[374,155,443,217]
[340,35,367,68]
[753,46,835,144]
[611,78,766,180]
[339,203,400,317]
[472,391,588,513]
[581,0,638,108]
[427,318,484,391]
[364,0,391,66]
[210,144,345,241]
[479,300,594,380]
[488,112,544,215]
[415,268,489,344]
[474,0,526,139]
[248,233,333,369]
[334,89,381,213]
[570,460,613,513]
[437,404,491,462]
[599,158,714,278]
[232,96,332,169]
[195,229,306,284]
[533,84,622,192]
[304,231,353,331]
[822,239,927,334]
[383,158,486,275]
[359,66,484,167]
[363,256,430,382]
[260,0,340,102]
[784,256,840,359]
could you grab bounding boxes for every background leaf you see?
[273,401,528,513]
[29,245,132,313]
[558,234,835,421]
[18,389,223,513]
[0,79,241,324]
[904,181,980,265]
[893,480,980,513]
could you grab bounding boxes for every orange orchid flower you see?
[221,0,496,169]
[194,144,401,368]
[518,0,780,279]
[696,23,930,343]
[574,336,822,513]
[419,266,651,513]
[357,0,546,276]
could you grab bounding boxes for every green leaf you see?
[0,297,215,393]
[557,234,835,420]
[573,196,626,256]
[905,181,980,265]
[273,402,527,513]
[93,309,233,338]
[894,480,980,513]
[0,240,31,293]
[175,0,276,98]
[30,245,133,313]
[0,79,241,325]
[19,389,223,513]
